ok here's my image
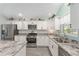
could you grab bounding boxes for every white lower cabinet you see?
[37,35,49,46]
[15,35,26,42]
[49,39,58,56]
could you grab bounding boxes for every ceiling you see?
[0,3,62,19]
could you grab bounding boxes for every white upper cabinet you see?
[12,20,53,30]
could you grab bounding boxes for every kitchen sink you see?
[71,45,79,49]
[76,51,79,54]
[53,37,71,43]
[53,37,64,43]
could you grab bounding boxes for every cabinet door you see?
[24,22,28,29]
[51,40,58,56]
[16,21,22,30]
[37,35,49,46]
[49,40,53,53]
[49,39,58,56]
[15,36,26,42]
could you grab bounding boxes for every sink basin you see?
[54,37,64,43]
[76,51,79,54]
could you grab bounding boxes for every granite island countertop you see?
[0,40,26,56]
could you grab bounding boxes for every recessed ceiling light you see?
[48,12,52,17]
[18,13,23,17]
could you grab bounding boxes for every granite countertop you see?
[19,29,47,31]
[0,40,26,56]
[19,32,48,35]
[48,34,79,56]
[59,43,79,56]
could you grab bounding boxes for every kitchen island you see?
[0,40,26,56]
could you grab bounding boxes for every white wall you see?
[37,35,49,46]
[71,3,79,29]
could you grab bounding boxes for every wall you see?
[71,3,79,29]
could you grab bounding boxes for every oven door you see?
[27,33,37,43]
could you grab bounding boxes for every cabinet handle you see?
[52,45,53,48]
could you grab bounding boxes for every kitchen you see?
[0,3,79,56]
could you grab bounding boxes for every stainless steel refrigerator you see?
[1,24,17,40]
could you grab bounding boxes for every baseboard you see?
[26,46,48,48]
[37,46,48,48]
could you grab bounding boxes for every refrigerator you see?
[1,24,17,40]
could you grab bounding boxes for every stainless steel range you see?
[27,24,37,44]
[27,32,37,43]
